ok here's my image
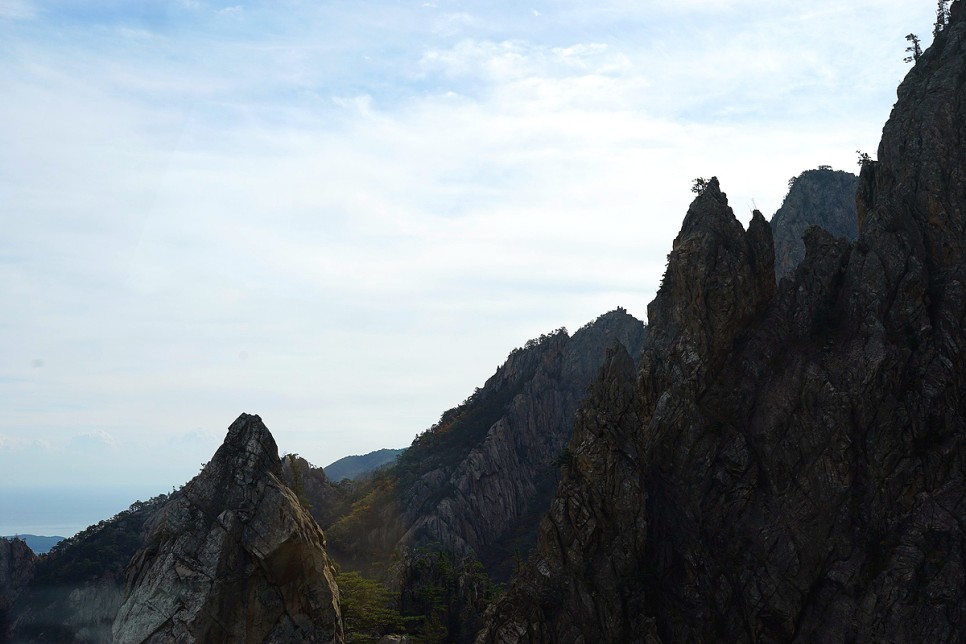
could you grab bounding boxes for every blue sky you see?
[0,1,939,509]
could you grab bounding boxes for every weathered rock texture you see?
[480,5,966,641]
[771,168,858,280]
[398,309,648,573]
[326,309,645,641]
[329,309,646,574]
[0,538,35,635]
[112,413,343,644]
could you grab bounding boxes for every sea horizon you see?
[0,484,169,540]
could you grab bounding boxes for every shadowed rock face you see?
[397,309,648,572]
[325,309,646,643]
[112,413,343,644]
[771,168,858,280]
[480,5,966,642]
[0,538,35,633]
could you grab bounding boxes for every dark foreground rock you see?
[112,413,343,643]
[0,538,36,635]
[480,4,966,641]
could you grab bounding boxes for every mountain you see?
[1,535,64,556]
[323,308,646,640]
[323,448,406,482]
[9,496,167,642]
[0,538,35,636]
[112,413,343,643]
[771,167,858,279]
[480,5,966,641]
[6,415,344,643]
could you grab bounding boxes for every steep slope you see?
[397,309,648,570]
[481,4,966,642]
[326,309,646,640]
[329,309,646,576]
[8,496,166,643]
[771,167,858,279]
[112,413,343,643]
[0,538,35,637]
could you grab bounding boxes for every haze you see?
[0,1,937,534]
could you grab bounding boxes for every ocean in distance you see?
[0,485,167,539]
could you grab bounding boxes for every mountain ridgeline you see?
[322,448,406,482]
[5,2,966,642]
[480,3,966,641]
[322,308,648,639]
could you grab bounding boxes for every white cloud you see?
[69,430,119,451]
[0,1,941,491]
[0,0,34,20]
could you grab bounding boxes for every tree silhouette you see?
[935,0,951,38]
[905,33,922,63]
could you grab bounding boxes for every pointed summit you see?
[647,179,775,390]
[113,414,343,644]
[677,176,746,248]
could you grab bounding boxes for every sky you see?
[0,1,942,529]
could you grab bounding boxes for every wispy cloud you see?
[0,1,940,489]
[0,0,35,20]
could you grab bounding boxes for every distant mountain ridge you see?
[323,448,406,481]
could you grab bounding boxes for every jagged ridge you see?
[480,4,966,641]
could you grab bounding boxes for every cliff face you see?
[328,309,647,576]
[0,538,35,635]
[112,413,343,644]
[8,498,164,643]
[398,309,648,572]
[325,309,645,642]
[480,4,966,642]
[771,168,858,279]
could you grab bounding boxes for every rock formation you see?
[397,309,647,571]
[0,538,35,636]
[112,413,343,644]
[771,168,858,279]
[325,309,646,641]
[480,4,966,641]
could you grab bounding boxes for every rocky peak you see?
[771,168,858,280]
[645,179,775,394]
[676,177,745,245]
[481,5,966,641]
[112,413,343,643]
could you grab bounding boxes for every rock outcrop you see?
[0,538,35,635]
[398,309,648,573]
[112,413,343,644]
[326,309,646,642]
[480,4,966,641]
[771,168,858,279]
